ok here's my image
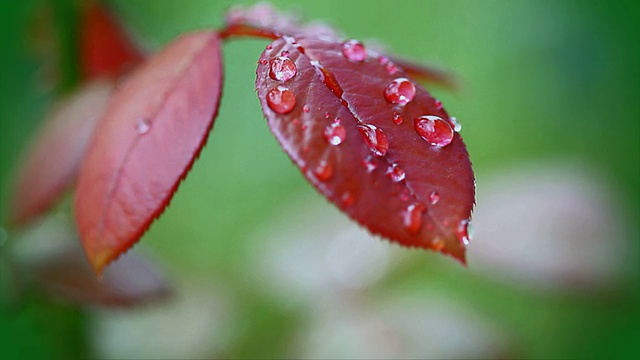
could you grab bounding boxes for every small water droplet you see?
[135,118,151,134]
[449,116,462,132]
[362,155,377,173]
[324,122,347,145]
[429,191,440,205]
[434,99,443,110]
[324,112,331,119]
[267,86,296,114]
[266,44,273,51]
[342,39,367,62]
[456,219,472,246]
[357,124,389,156]
[383,78,415,106]
[301,124,308,130]
[432,237,445,250]
[303,105,310,113]
[378,55,389,65]
[314,159,333,181]
[292,118,300,126]
[341,191,356,207]
[414,115,454,147]
[385,62,398,75]
[402,203,426,234]
[259,58,268,65]
[386,163,406,182]
[333,116,340,124]
[392,113,403,125]
[280,50,290,57]
[269,56,297,81]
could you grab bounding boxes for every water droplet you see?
[378,55,389,65]
[413,115,454,147]
[325,112,331,119]
[357,124,389,156]
[303,105,310,113]
[324,122,347,145]
[434,99,443,110]
[267,86,296,114]
[135,118,151,134]
[402,203,426,234]
[383,78,415,106]
[341,39,367,62]
[386,163,406,182]
[449,116,462,132]
[333,117,340,123]
[292,118,300,126]
[314,159,333,181]
[341,191,356,207]
[432,237,445,251]
[259,59,268,65]
[392,113,403,125]
[266,44,273,51]
[280,50,290,57]
[385,62,398,75]
[456,219,472,246]
[269,56,297,82]
[429,191,440,205]
[362,155,377,173]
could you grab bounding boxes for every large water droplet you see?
[314,159,333,181]
[341,39,367,62]
[402,203,426,234]
[362,155,377,173]
[269,56,297,81]
[135,118,151,135]
[324,122,347,146]
[267,86,296,114]
[414,115,454,147]
[386,163,406,182]
[456,219,472,246]
[357,124,389,156]
[384,78,415,106]
[429,191,440,205]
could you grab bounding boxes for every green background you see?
[1,0,638,358]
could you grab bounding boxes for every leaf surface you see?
[79,2,144,79]
[9,79,114,225]
[255,37,474,262]
[75,31,223,274]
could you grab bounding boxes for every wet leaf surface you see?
[9,79,114,225]
[256,36,474,262]
[74,31,223,274]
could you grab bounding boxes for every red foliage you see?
[255,36,474,263]
[74,31,223,274]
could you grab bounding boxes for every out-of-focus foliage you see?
[1,0,638,359]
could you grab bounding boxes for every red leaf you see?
[9,79,114,225]
[79,2,144,79]
[255,37,474,263]
[75,31,223,274]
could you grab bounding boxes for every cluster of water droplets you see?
[265,48,299,115]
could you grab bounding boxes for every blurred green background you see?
[1,0,638,358]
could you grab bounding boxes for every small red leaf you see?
[75,31,223,274]
[80,2,144,79]
[9,79,114,225]
[256,37,474,263]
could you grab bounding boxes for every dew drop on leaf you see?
[435,99,443,110]
[324,122,347,146]
[302,105,310,113]
[357,123,389,156]
[314,159,333,181]
[392,113,403,125]
[341,39,367,62]
[386,163,406,182]
[429,191,440,205]
[402,202,426,234]
[267,86,296,114]
[362,155,377,173]
[385,62,398,75]
[383,77,416,105]
[269,56,297,82]
[449,116,462,132]
[456,219,472,246]
[341,191,356,207]
[414,115,454,147]
[135,118,151,135]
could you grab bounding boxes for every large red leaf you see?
[9,79,114,225]
[255,36,474,263]
[79,2,144,79]
[75,31,223,274]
